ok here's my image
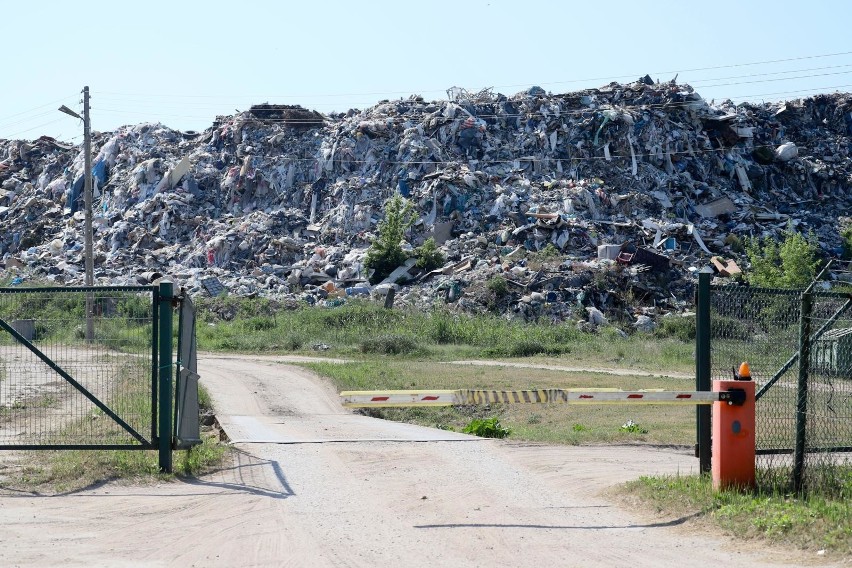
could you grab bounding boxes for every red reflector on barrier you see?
[627,394,643,399]
[422,396,439,401]
[579,395,594,399]
[676,394,692,399]
[371,396,390,402]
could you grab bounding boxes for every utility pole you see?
[83,87,94,342]
[59,87,95,342]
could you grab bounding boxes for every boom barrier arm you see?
[340,388,742,408]
[341,384,754,491]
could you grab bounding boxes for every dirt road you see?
[0,355,840,567]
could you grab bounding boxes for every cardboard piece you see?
[695,196,737,218]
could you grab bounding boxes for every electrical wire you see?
[90,80,852,125]
[6,52,852,139]
[87,67,852,124]
[94,62,852,111]
[0,94,79,124]
[0,109,69,131]
[692,70,852,90]
[1,118,68,139]
[93,49,852,101]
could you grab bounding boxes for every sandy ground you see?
[0,354,846,568]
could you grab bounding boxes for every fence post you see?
[696,270,712,473]
[158,281,174,473]
[792,290,813,492]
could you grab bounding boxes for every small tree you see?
[414,237,445,271]
[746,229,821,288]
[841,225,852,260]
[364,193,416,284]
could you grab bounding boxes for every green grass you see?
[306,360,697,446]
[0,375,228,494]
[620,472,852,558]
[196,298,696,372]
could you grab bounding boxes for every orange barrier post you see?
[711,362,755,490]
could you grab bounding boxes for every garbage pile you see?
[1,79,851,327]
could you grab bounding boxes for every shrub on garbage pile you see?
[842,225,852,260]
[486,275,509,297]
[364,193,416,284]
[359,334,420,355]
[724,233,745,254]
[414,237,445,271]
[746,229,820,288]
[536,243,560,260]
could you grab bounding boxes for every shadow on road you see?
[414,511,704,530]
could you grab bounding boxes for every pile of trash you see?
[1,79,851,328]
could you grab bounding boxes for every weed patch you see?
[463,417,511,438]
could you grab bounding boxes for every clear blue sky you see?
[2,0,851,143]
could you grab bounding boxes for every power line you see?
[90,80,852,125]
[0,94,79,122]
[693,70,852,90]
[2,118,68,139]
[5,52,852,140]
[93,50,852,101]
[92,62,852,111]
[0,109,66,130]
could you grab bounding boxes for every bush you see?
[536,243,560,259]
[364,193,416,284]
[463,417,511,438]
[486,275,509,297]
[843,225,852,260]
[620,420,648,434]
[428,312,459,344]
[746,229,820,288]
[655,315,696,342]
[243,316,276,331]
[414,237,445,271]
[359,334,420,355]
[281,334,305,351]
[507,339,551,357]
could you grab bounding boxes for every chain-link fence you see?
[0,287,156,448]
[709,284,852,493]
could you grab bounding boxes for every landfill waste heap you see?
[1,79,851,330]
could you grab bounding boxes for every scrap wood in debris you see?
[710,256,742,277]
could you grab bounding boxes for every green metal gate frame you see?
[0,282,176,472]
[695,272,852,487]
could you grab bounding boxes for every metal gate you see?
[696,272,852,492]
[0,285,166,455]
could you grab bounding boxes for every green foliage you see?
[359,334,421,355]
[725,233,745,253]
[572,423,588,432]
[484,338,556,357]
[620,420,648,434]
[486,275,509,297]
[625,472,852,556]
[243,316,277,331]
[116,296,153,321]
[536,243,560,259]
[842,225,852,260]
[414,237,445,271]
[364,193,416,284]
[463,417,511,438]
[746,230,820,288]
